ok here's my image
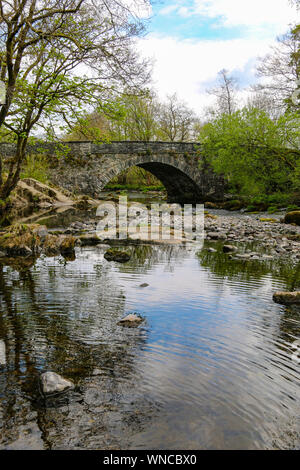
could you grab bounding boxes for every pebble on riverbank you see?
[40,371,74,396]
[273,291,300,305]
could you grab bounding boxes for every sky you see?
[136,0,299,114]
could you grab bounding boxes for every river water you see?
[0,204,299,450]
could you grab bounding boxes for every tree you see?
[206,69,239,118]
[255,29,300,114]
[0,0,151,201]
[157,93,197,141]
[246,90,280,120]
[108,91,159,141]
[198,108,300,198]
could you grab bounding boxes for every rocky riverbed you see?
[203,212,300,265]
[55,209,300,265]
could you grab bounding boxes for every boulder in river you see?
[42,234,61,256]
[284,211,300,226]
[78,234,101,246]
[104,248,131,263]
[59,235,76,256]
[0,224,41,257]
[40,371,74,396]
[273,291,300,305]
[118,313,144,327]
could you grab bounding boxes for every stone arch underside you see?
[137,162,203,203]
[98,154,224,204]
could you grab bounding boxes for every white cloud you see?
[135,0,298,115]
[180,0,298,29]
[159,4,180,15]
[137,35,275,114]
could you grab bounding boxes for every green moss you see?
[259,217,278,223]
[284,211,300,226]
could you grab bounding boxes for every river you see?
[0,199,299,450]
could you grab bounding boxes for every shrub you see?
[21,154,49,183]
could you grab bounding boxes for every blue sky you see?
[149,1,251,41]
[136,0,299,113]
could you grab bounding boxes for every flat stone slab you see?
[40,371,74,396]
[273,291,300,305]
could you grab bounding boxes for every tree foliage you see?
[199,108,300,197]
[0,0,151,199]
[65,91,200,142]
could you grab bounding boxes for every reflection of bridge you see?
[0,141,225,203]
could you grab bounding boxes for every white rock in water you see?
[118,313,143,324]
[0,340,6,365]
[40,371,74,395]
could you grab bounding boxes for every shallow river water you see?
[0,207,299,450]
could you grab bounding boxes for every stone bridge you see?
[0,141,225,203]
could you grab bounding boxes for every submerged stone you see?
[40,371,74,396]
[273,291,300,305]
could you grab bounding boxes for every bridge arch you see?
[99,154,206,203]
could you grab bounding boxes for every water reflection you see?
[0,241,299,449]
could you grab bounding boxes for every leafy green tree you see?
[198,108,300,198]
[0,0,151,201]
